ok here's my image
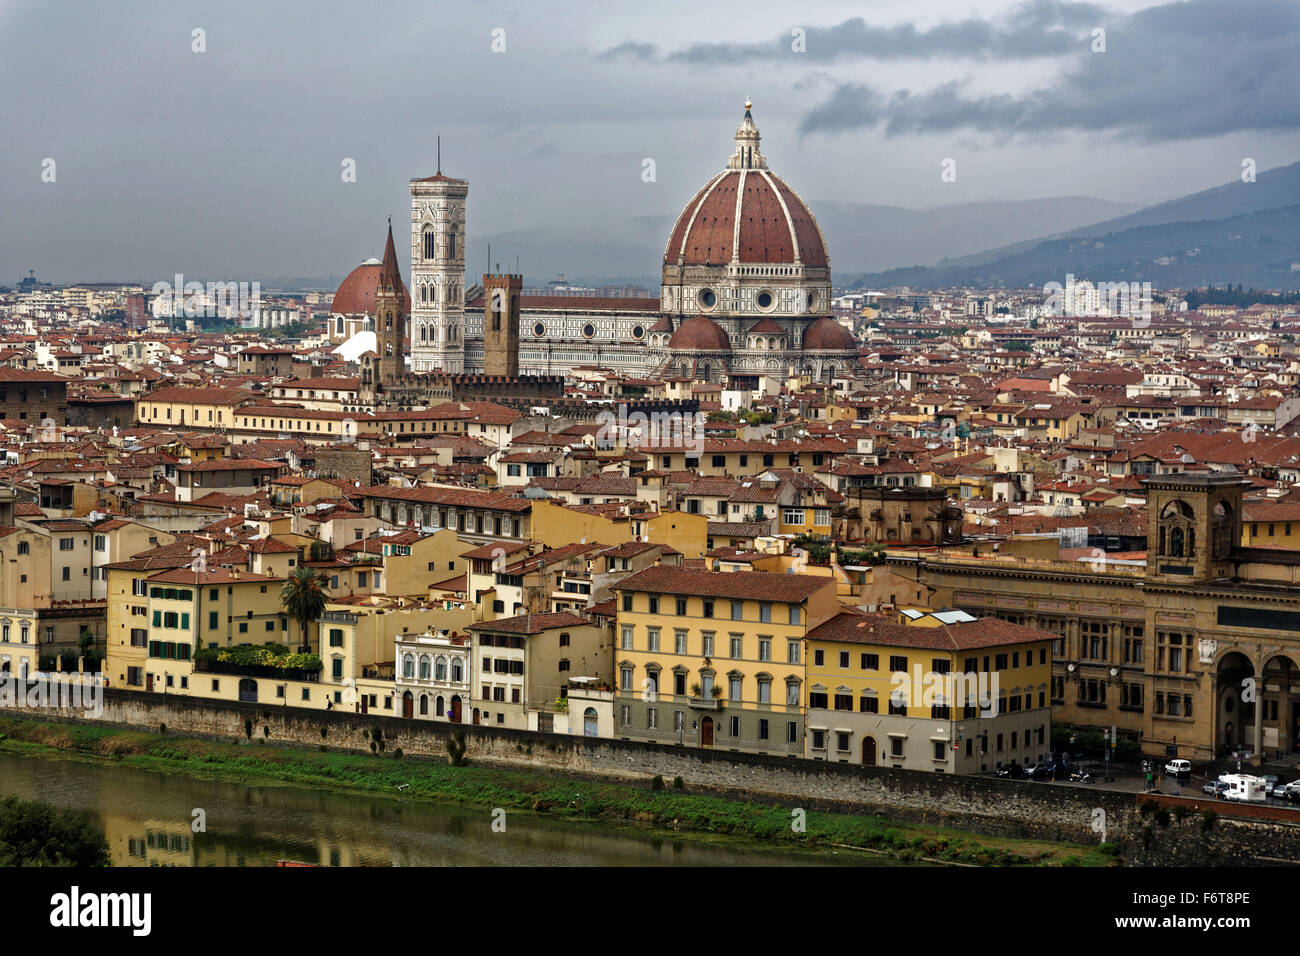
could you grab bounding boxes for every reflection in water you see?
[0,752,877,867]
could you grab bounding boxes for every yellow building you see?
[804,607,1052,772]
[105,565,290,696]
[134,385,251,429]
[611,566,840,756]
[1242,503,1300,549]
[530,499,708,559]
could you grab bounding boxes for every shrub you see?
[446,730,468,767]
[651,775,665,790]
[320,726,328,739]
[262,725,270,738]
[1201,809,1217,832]
[393,747,403,759]
[158,722,167,735]
[673,776,684,789]
[244,718,252,739]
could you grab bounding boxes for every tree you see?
[0,796,110,867]
[281,566,330,653]
[78,627,94,657]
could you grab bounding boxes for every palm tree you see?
[281,567,330,653]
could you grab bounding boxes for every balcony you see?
[688,696,722,710]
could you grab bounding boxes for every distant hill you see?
[462,196,1141,288]
[848,161,1300,291]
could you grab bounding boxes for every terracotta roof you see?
[613,565,831,602]
[807,610,1056,651]
[469,611,590,635]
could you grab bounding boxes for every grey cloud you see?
[596,40,657,61]
[663,0,1110,64]
[800,0,1300,141]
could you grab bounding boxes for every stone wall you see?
[5,689,1298,865]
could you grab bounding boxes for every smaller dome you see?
[648,314,675,334]
[331,259,411,316]
[669,315,731,351]
[748,318,785,335]
[802,317,856,351]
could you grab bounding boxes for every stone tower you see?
[482,273,522,378]
[373,220,406,384]
[1143,474,1247,584]
[360,220,407,404]
[410,168,468,373]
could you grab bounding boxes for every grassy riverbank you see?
[0,717,1121,866]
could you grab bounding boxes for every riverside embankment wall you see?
[4,689,1297,865]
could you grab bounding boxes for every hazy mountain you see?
[462,196,1142,291]
[848,161,1300,291]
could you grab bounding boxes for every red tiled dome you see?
[664,169,828,268]
[331,260,411,316]
[802,317,856,351]
[669,315,731,351]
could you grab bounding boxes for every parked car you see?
[1024,762,1054,780]
[996,764,1026,779]
[1202,780,1231,797]
[1165,759,1192,777]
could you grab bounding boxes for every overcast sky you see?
[3,0,1297,285]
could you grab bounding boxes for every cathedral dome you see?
[332,259,411,316]
[669,315,731,351]
[663,102,827,269]
[802,317,857,351]
[665,171,828,268]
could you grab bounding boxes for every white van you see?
[1219,774,1268,802]
[1165,759,1191,776]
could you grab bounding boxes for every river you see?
[0,751,880,867]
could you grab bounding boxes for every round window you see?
[757,291,773,310]
[631,325,645,339]
[698,289,717,309]
[582,323,596,338]
[806,291,818,311]
[533,322,546,337]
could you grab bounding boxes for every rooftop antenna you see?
[437,135,441,176]
[487,243,491,276]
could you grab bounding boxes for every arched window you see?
[419,694,428,715]
[418,655,430,679]
[435,656,447,681]
[423,229,435,260]
[447,230,456,260]
[451,658,462,682]
[435,695,445,716]
[402,654,414,679]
